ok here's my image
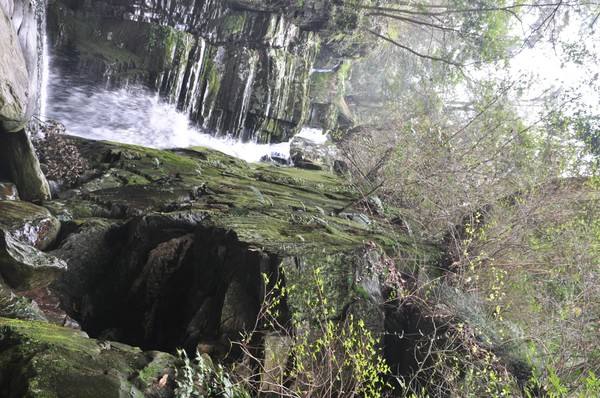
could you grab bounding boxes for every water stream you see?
[44,64,325,164]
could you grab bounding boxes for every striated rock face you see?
[0,0,45,131]
[0,0,52,201]
[48,0,325,143]
[47,0,366,142]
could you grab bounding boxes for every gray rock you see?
[0,2,50,201]
[0,200,61,250]
[339,212,371,226]
[0,0,42,129]
[367,195,384,215]
[0,229,67,290]
[0,4,30,132]
[290,135,338,170]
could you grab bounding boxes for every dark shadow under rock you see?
[52,212,279,358]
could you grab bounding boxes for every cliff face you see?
[47,0,362,143]
[0,0,45,132]
[0,135,426,397]
[0,0,51,201]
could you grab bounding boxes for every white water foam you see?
[39,4,50,119]
[295,126,328,144]
[45,78,302,163]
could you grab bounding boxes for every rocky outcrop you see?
[37,137,404,353]
[0,0,51,201]
[0,135,437,396]
[0,0,44,132]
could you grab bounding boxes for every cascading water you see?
[45,72,297,162]
[39,18,49,119]
[43,69,327,164]
[35,0,50,120]
[38,8,326,163]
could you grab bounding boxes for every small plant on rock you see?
[174,349,250,398]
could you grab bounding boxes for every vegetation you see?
[325,1,600,396]
[4,0,599,397]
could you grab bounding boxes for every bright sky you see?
[508,11,600,113]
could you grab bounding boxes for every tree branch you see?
[365,28,464,67]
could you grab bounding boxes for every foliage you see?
[335,3,600,397]
[236,270,390,398]
[174,349,250,398]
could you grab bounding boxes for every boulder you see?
[290,135,338,171]
[0,229,67,290]
[0,5,30,132]
[0,317,177,398]
[0,200,60,250]
[0,129,52,201]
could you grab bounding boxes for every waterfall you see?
[38,0,327,163]
[39,17,49,119]
[45,75,299,163]
[36,0,50,120]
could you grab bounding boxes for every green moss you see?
[221,13,247,35]
[137,352,173,386]
[63,138,408,258]
[202,57,221,109]
[0,318,176,397]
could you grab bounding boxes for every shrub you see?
[236,269,390,398]
[174,349,250,398]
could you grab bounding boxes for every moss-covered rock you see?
[29,137,434,358]
[0,317,177,398]
[0,133,441,395]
